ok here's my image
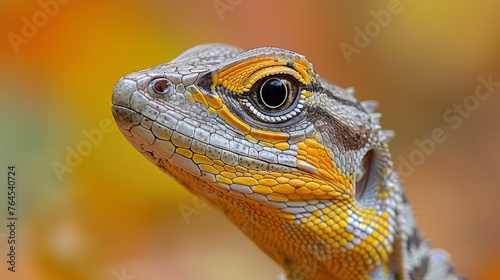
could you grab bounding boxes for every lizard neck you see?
[158,141,458,280]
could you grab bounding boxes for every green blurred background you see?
[0,1,499,279]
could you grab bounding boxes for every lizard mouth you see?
[111,105,141,130]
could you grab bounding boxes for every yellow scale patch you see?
[200,137,352,203]
[215,56,313,94]
[301,202,393,278]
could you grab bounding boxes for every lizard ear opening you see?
[354,149,377,204]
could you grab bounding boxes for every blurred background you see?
[0,1,499,279]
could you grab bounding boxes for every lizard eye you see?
[149,78,173,97]
[245,75,303,123]
[252,76,297,113]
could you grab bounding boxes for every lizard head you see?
[112,44,399,279]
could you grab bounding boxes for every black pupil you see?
[260,79,287,108]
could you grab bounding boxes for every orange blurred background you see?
[0,1,499,279]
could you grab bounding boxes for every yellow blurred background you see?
[0,1,499,279]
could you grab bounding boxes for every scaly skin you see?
[111,44,462,280]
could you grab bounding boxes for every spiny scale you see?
[360,100,379,113]
[112,44,462,280]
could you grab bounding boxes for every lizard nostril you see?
[149,78,173,96]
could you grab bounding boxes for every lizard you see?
[111,44,463,280]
